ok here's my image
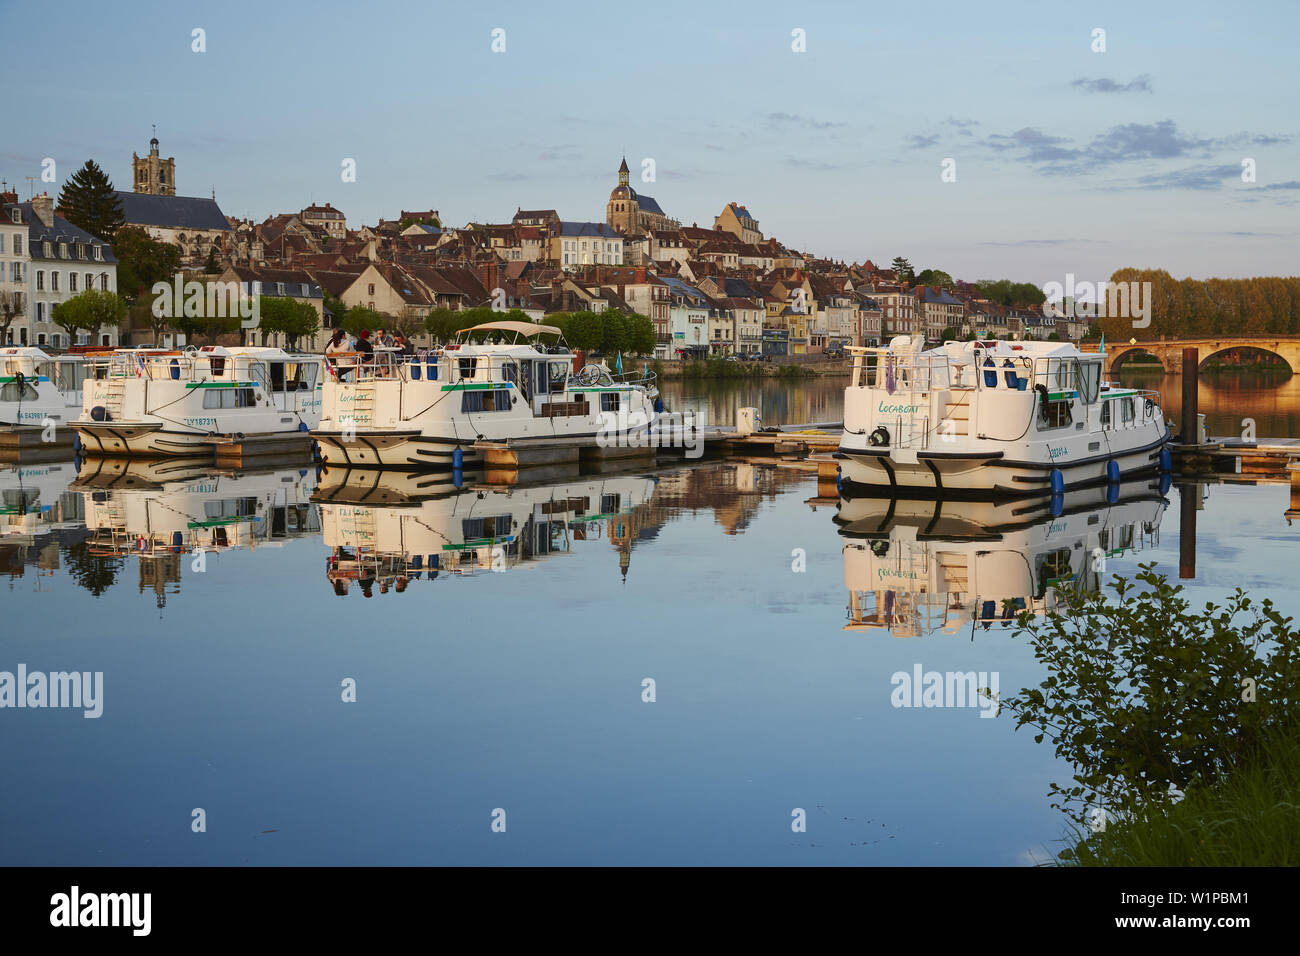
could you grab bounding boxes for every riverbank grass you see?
[1060,721,1300,866]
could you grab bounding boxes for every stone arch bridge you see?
[1091,337,1300,375]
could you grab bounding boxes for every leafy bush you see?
[1000,563,1299,829]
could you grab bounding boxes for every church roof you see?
[618,156,629,174]
[629,188,664,215]
[114,191,231,231]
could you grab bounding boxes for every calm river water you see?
[1,373,1296,865]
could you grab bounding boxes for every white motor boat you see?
[0,347,87,441]
[837,336,1171,498]
[313,321,658,469]
[73,346,324,457]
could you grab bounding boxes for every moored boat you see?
[836,336,1171,498]
[73,346,324,457]
[312,321,658,469]
[0,347,87,444]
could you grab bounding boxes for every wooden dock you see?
[470,420,844,473]
[1171,437,1300,475]
[0,427,75,452]
[202,432,317,469]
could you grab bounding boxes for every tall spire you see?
[618,155,629,187]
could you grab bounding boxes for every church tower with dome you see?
[132,130,176,196]
[605,156,676,237]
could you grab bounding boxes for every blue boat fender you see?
[1049,468,1064,495]
[1106,459,1121,484]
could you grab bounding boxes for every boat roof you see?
[196,346,322,360]
[0,346,54,361]
[459,320,561,338]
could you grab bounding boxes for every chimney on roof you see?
[31,192,54,227]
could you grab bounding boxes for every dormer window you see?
[9,209,18,224]
[93,245,103,260]
[43,241,51,257]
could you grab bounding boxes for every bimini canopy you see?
[458,320,561,338]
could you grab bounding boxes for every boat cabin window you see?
[202,387,257,409]
[1,380,38,402]
[462,515,511,541]
[458,356,478,380]
[600,392,621,412]
[461,388,510,413]
[1100,400,1111,428]
[1038,392,1073,429]
[1078,361,1101,403]
[548,362,568,394]
[205,497,258,522]
[274,361,317,391]
[501,362,518,386]
[1120,397,1135,423]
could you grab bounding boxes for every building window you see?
[368,283,375,295]
[36,270,44,291]
[100,274,108,290]
[51,272,59,291]
[13,234,21,255]
[70,273,78,292]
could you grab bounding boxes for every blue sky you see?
[4,0,1297,284]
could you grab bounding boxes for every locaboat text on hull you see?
[836,336,1171,498]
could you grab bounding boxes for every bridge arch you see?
[1197,344,1295,374]
[1107,346,1165,375]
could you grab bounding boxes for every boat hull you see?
[74,422,311,458]
[837,427,1170,499]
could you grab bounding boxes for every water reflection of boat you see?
[836,480,1168,637]
[74,460,319,557]
[0,459,84,542]
[312,464,485,505]
[317,470,658,596]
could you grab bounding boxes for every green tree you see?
[916,269,954,289]
[170,281,242,345]
[625,311,656,355]
[890,257,915,285]
[423,307,460,343]
[112,226,182,299]
[339,305,387,336]
[561,311,604,351]
[204,246,221,274]
[51,289,127,345]
[257,297,320,348]
[57,160,124,241]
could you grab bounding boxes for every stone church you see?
[605,157,677,236]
